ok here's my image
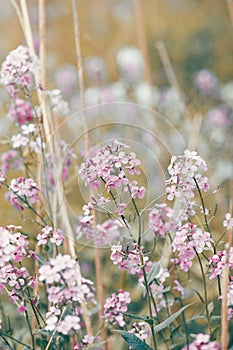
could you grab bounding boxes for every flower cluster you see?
[37,226,64,247]
[6,177,39,210]
[0,264,36,302]
[7,98,33,124]
[110,242,142,275]
[79,140,145,201]
[76,216,121,246]
[0,225,29,267]
[166,150,209,201]
[103,290,131,327]
[39,254,95,306]
[209,248,233,280]
[45,306,81,335]
[0,45,39,95]
[171,223,213,272]
[148,203,178,237]
[0,225,36,307]
[181,333,221,350]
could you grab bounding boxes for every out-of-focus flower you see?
[0,170,6,186]
[74,335,103,350]
[181,333,221,349]
[193,69,219,96]
[46,89,69,115]
[53,64,77,96]
[85,56,107,83]
[1,150,22,172]
[205,106,230,127]
[223,213,233,230]
[116,46,144,84]
[158,87,185,122]
[7,99,33,124]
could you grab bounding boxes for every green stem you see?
[131,196,142,245]
[196,251,212,333]
[149,288,169,350]
[193,177,211,240]
[1,335,14,350]
[179,298,189,349]
[140,255,157,350]
[193,177,222,295]
[25,309,35,349]
[0,332,32,349]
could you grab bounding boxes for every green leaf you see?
[193,289,204,304]
[115,330,153,350]
[146,261,161,286]
[124,313,150,321]
[154,303,195,333]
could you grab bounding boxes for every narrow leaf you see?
[115,330,153,350]
[193,289,204,304]
[146,261,161,286]
[124,313,150,321]
[154,303,194,333]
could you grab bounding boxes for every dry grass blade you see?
[221,202,232,350]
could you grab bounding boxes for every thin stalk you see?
[193,177,222,295]
[131,196,142,245]
[149,288,169,350]
[71,0,89,151]
[134,0,153,85]
[1,335,14,350]
[16,0,93,338]
[72,1,105,341]
[193,177,212,235]
[195,251,212,333]
[140,255,157,350]
[45,307,66,350]
[226,0,233,26]
[179,298,189,350]
[0,332,32,349]
[25,308,35,349]
[3,182,48,226]
[221,207,232,350]
[156,41,192,120]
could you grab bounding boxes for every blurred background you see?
[0,0,233,224]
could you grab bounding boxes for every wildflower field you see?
[0,1,233,349]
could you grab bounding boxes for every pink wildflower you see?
[104,289,131,327]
